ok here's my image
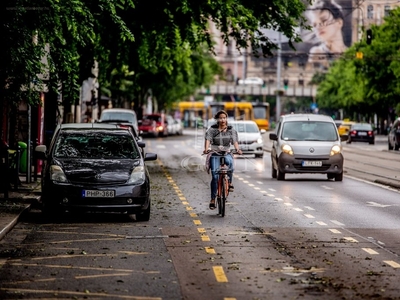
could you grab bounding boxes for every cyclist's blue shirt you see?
[205,125,239,152]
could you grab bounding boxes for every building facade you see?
[210,0,400,94]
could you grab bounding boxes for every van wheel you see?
[277,169,285,181]
[335,172,343,182]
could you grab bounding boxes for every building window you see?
[384,5,391,17]
[367,5,373,19]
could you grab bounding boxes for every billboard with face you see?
[281,0,353,63]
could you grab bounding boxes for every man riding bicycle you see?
[203,110,242,210]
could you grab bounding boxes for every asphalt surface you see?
[0,130,395,242]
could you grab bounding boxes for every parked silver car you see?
[269,114,347,181]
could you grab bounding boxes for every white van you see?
[269,114,348,181]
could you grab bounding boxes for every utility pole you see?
[276,32,282,121]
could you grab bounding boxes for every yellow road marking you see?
[198,228,206,233]
[193,220,202,225]
[186,206,193,211]
[205,247,215,254]
[213,266,228,282]
[201,235,210,241]
[190,213,198,217]
[362,248,379,255]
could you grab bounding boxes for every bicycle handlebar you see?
[202,149,242,155]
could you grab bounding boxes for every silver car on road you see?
[269,114,347,181]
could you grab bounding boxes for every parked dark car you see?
[98,108,141,141]
[388,117,400,150]
[35,123,157,221]
[347,123,375,144]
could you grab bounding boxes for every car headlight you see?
[281,144,293,155]
[50,165,68,182]
[257,138,263,144]
[127,166,145,184]
[330,145,342,156]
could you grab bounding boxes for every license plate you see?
[83,190,115,198]
[302,161,322,167]
[358,132,367,136]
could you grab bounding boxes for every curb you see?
[0,204,31,241]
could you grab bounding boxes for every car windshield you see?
[143,115,161,122]
[54,131,141,159]
[352,124,372,130]
[231,123,259,133]
[101,112,136,124]
[282,121,338,141]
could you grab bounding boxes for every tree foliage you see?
[2,0,309,111]
[315,7,400,121]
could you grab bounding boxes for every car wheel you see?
[136,202,150,222]
[335,172,343,182]
[277,169,285,181]
[395,143,400,151]
[388,140,394,150]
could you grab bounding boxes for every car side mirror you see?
[269,133,278,141]
[35,145,47,160]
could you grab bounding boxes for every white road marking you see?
[366,202,392,208]
[384,261,400,268]
[343,237,358,243]
[304,206,315,211]
[362,248,379,255]
[329,229,341,233]
[284,203,292,206]
[316,221,327,226]
[293,208,303,212]
[304,214,315,218]
[330,220,345,226]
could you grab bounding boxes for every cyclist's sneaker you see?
[229,185,234,192]
[209,199,216,210]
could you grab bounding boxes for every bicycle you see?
[204,150,238,217]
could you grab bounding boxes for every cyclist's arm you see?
[203,139,211,154]
[233,141,242,155]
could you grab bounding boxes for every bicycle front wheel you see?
[220,176,227,217]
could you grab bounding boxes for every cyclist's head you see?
[214,110,228,123]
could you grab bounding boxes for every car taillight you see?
[351,130,357,135]
[118,125,130,129]
[368,131,373,136]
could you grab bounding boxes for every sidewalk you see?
[0,176,41,241]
